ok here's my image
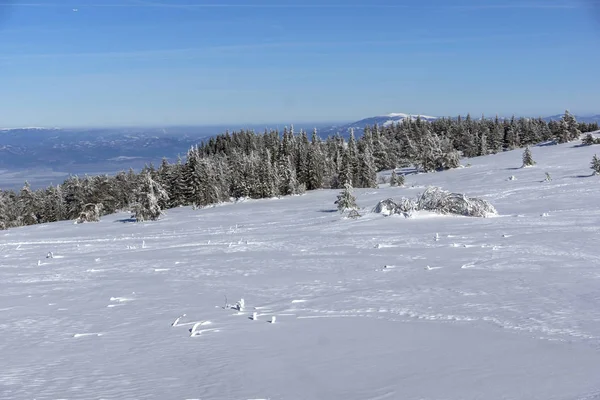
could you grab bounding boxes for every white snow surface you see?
[2,141,600,399]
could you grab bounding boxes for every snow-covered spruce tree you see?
[591,154,600,175]
[0,191,8,230]
[258,149,277,198]
[18,181,40,226]
[358,143,378,188]
[561,110,581,142]
[522,146,535,167]
[306,129,325,191]
[335,182,358,213]
[277,154,297,196]
[167,157,188,207]
[338,149,354,188]
[132,172,169,222]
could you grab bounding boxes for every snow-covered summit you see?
[320,112,438,137]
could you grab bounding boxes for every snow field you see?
[1,139,600,399]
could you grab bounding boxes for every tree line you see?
[0,111,597,230]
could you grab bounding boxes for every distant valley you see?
[1,112,598,189]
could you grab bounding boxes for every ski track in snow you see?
[2,140,600,399]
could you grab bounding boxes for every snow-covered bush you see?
[372,186,497,218]
[396,197,417,218]
[76,203,103,223]
[582,134,598,146]
[416,187,497,218]
[389,170,405,187]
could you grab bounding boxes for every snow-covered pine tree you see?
[338,149,353,188]
[522,146,535,167]
[41,185,65,223]
[347,129,360,187]
[258,149,277,198]
[372,125,392,171]
[18,182,39,226]
[478,125,489,156]
[228,150,251,199]
[0,191,8,230]
[561,110,581,141]
[277,154,297,196]
[335,182,358,213]
[591,154,600,175]
[306,129,325,190]
[358,142,378,188]
[489,118,504,154]
[132,172,169,222]
[167,157,188,207]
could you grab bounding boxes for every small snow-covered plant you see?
[396,197,417,218]
[335,182,358,213]
[378,175,389,185]
[389,171,399,187]
[76,203,103,223]
[582,134,596,146]
[544,172,552,182]
[522,146,535,167]
[591,154,600,175]
[390,171,405,187]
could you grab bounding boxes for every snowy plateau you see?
[3,138,600,399]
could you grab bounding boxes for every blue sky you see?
[0,0,599,127]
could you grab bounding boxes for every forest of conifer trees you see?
[0,111,597,230]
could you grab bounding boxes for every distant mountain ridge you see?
[318,112,600,138]
[319,113,437,138]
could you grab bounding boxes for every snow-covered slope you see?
[2,140,600,399]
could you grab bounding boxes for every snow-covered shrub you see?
[582,134,597,146]
[396,197,417,218]
[372,186,497,218]
[389,170,405,187]
[416,187,497,217]
[76,203,103,223]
